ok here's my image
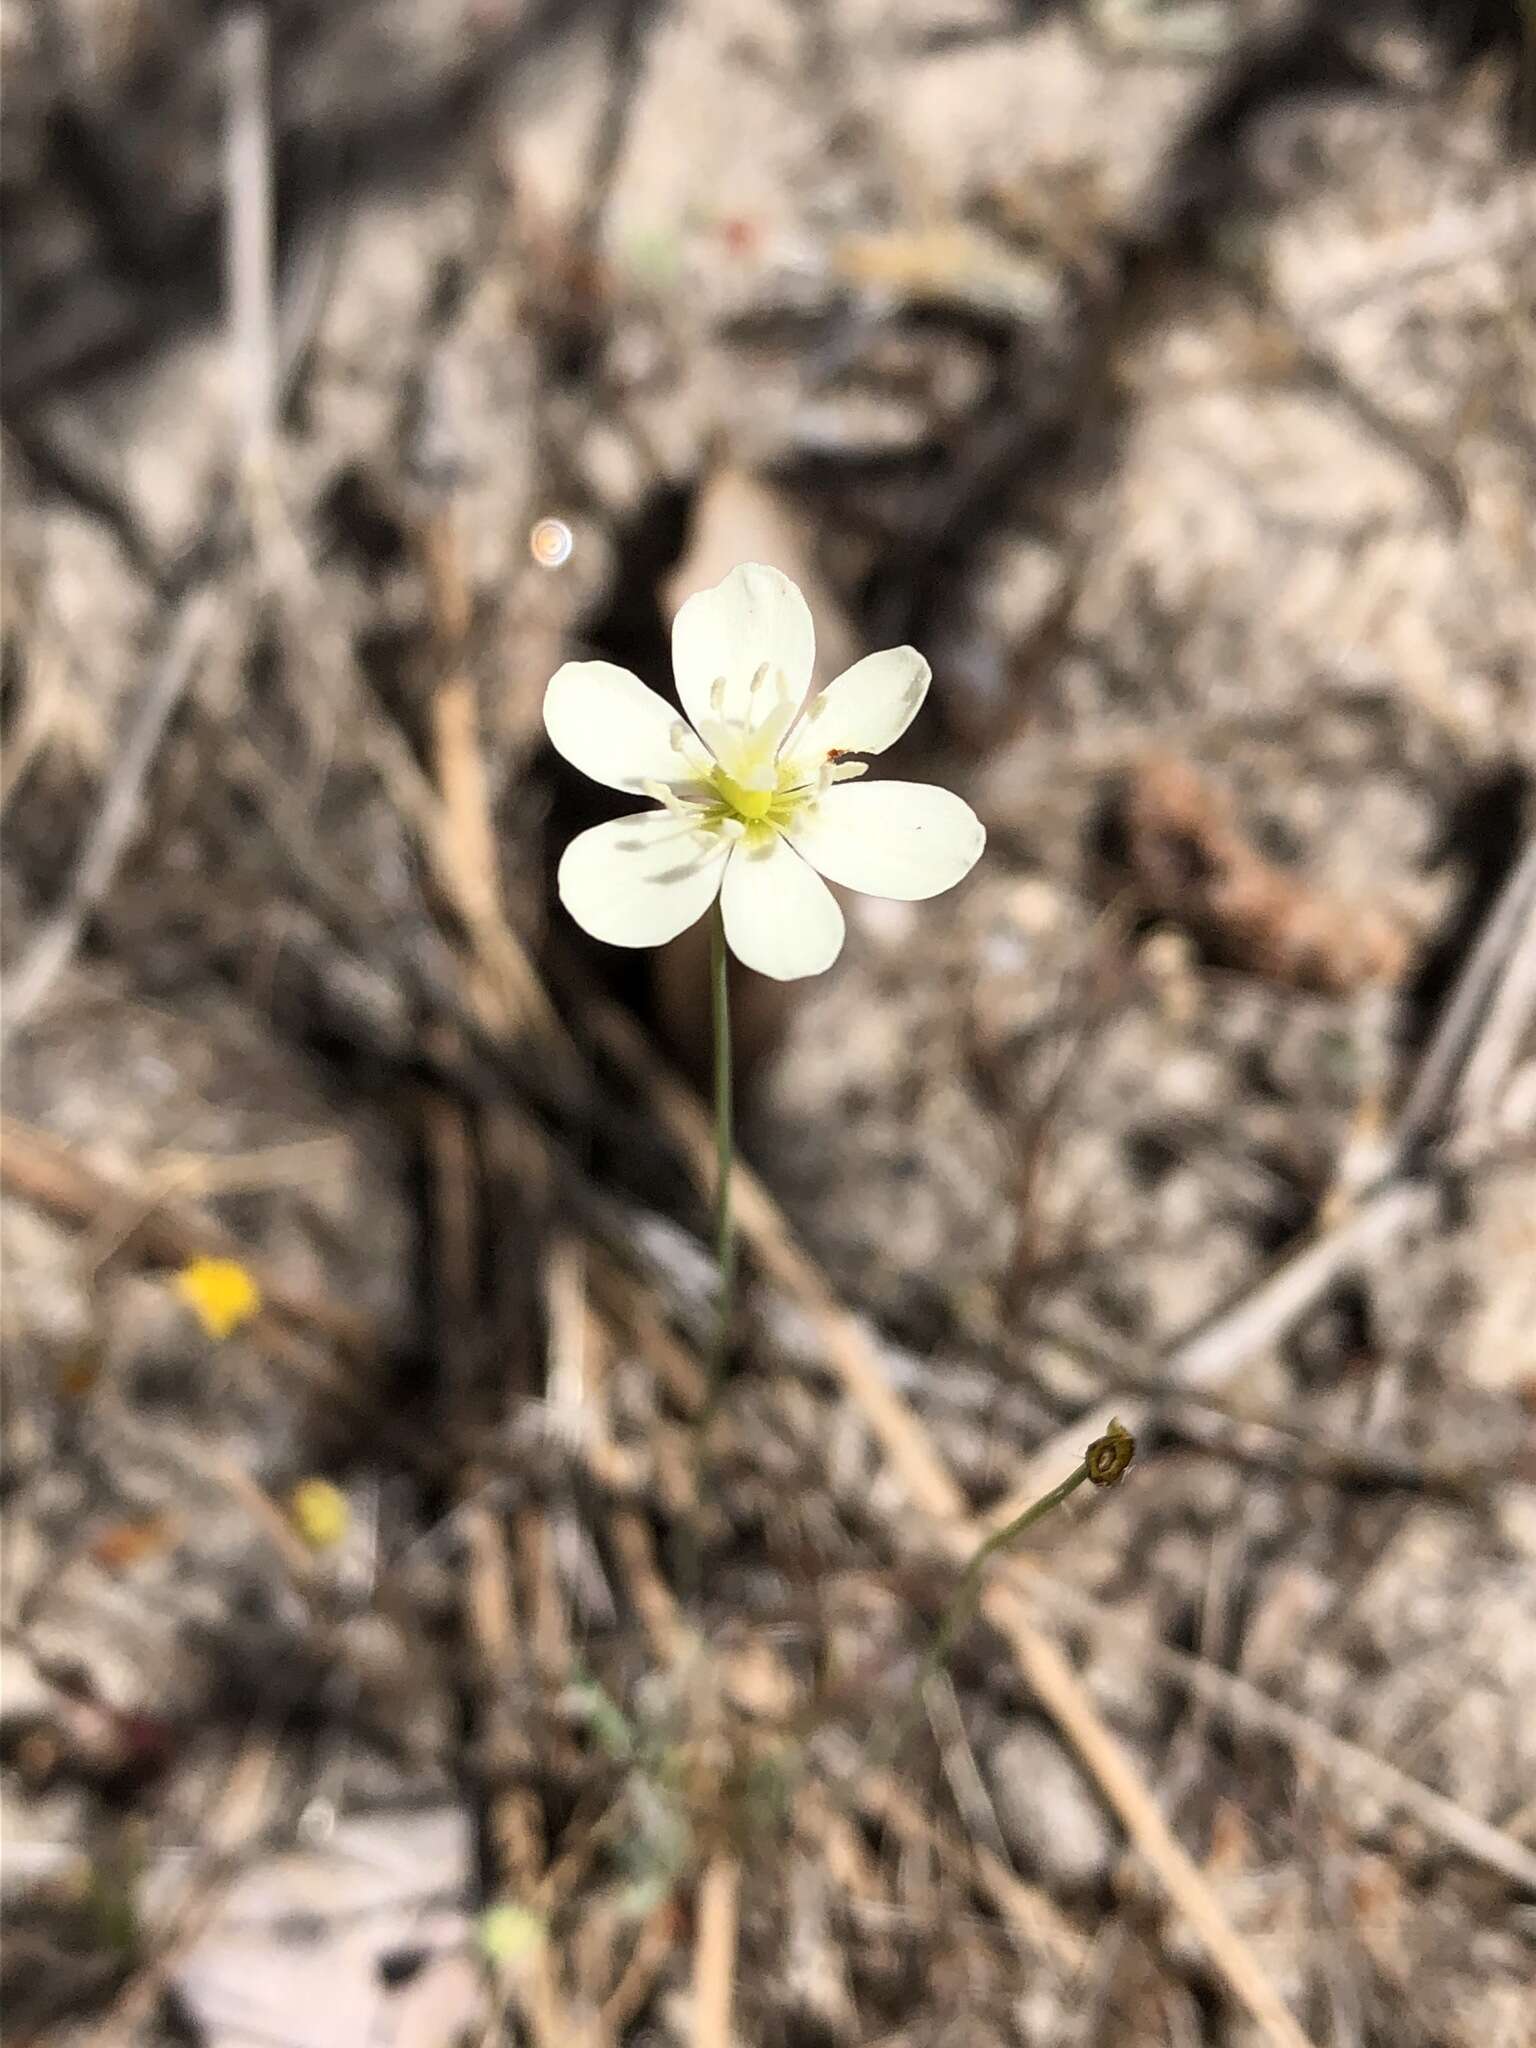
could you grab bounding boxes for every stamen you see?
[709,675,727,715]
[748,661,771,697]
[669,722,714,777]
[808,753,870,801]
[806,691,829,721]
[642,777,696,819]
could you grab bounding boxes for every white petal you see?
[779,646,930,781]
[785,782,984,901]
[671,563,815,739]
[720,828,845,981]
[558,808,728,948]
[544,661,702,796]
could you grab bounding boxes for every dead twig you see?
[2,588,218,1045]
[418,494,577,1065]
[840,1770,1088,1972]
[587,999,1320,2048]
[1000,1308,1497,1504]
[609,1509,687,1667]
[221,4,277,483]
[461,1482,587,2048]
[982,1588,1316,2048]
[421,1088,581,2048]
[1005,832,1536,1498]
[1168,1176,1437,1394]
[1392,831,1536,1155]
[75,1725,282,2048]
[0,1114,372,1357]
[598,1900,681,2036]
[0,1114,441,1473]
[415,626,587,2044]
[1023,1567,1536,1894]
[691,1851,742,2048]
[4,6,273,1052]
[1407,835,1536,1142]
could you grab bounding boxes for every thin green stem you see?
[708,904,736,1410]
[676,909,737,1607]
[878,1460,1091,1769]
[921,1466,1088,1696]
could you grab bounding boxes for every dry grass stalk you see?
[76,1729,281,2048]
[589,999,1321,2048]
[984,1588,1317,2048]
[1024,1567,1536,1894]
[0,1114,429,1468]
[848,1772,1088,1971]
[997,825,1536,1500]
[1,588,220,1046]
[418,497,575,1062]
[691,1851,742,2048]
[220,4,276,479]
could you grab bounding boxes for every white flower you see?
[543,563,985,980]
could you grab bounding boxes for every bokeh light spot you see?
[529,517,573,569]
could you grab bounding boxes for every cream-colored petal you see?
[779,645,930,781]
[785,782,984,901]
[671,563,815,740]
[558,808,729,948]
[544,661,704,797]
[719,827,845,981]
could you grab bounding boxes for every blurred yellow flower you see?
[288,1478,349,1550]
[478,1902,544,1966]
[174,1256,261,1340]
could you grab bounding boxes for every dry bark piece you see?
[1119,753,1411,994]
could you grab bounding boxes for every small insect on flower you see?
[174,1256,262,1341]
[543,563,985,980]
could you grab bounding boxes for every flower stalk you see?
[880,1419,1135,1767]
[707,903,737,1413]
[674,907,739,1604]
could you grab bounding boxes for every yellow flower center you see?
[714,772,776,822]
[655,705,870,834]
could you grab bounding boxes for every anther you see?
[748,662,771,696]
[709,675,727,715]
[669,722,714,775]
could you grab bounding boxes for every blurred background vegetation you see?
[3,3,1535,2044]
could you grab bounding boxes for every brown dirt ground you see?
[3,3,1535,2045]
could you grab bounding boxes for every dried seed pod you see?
[1085,1417,1135,1488]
